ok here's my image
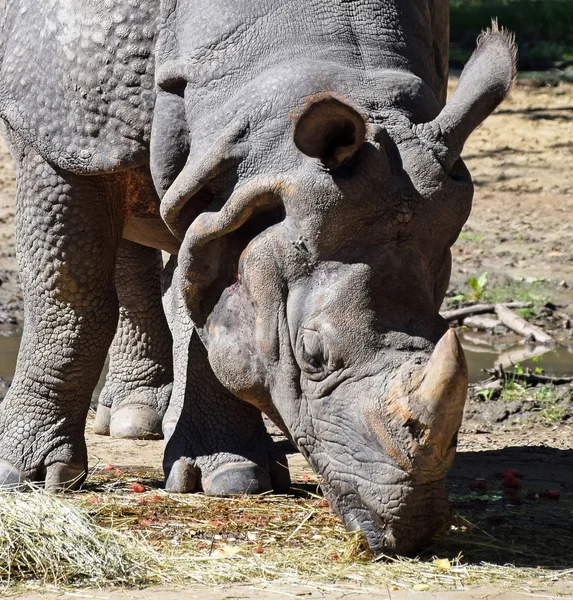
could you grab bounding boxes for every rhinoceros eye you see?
[302,346,321,370]
[299,330,328,375]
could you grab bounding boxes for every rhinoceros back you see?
[159,0,449,117]
[0,0,158,174]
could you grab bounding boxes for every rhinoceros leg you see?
[164,334,291,495]
[93,240,173,440]
[161,263,290,495]
[0,147,122,490]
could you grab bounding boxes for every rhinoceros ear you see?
[293,97,366,171]
[416,21,517,171]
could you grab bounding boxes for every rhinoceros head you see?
[153,24,516,554]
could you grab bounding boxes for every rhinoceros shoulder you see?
[0,0,158,174]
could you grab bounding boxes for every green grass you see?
[541,404,567,424]
[449,276,546,314]
[533,385,569,424]
[486,279,548,317]
[458,231,485,243]
[450,0,573,67]
[468,272,489,302]
[500,380,527,402]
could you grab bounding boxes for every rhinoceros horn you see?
[369,329,468,480]
[409,329,468,451]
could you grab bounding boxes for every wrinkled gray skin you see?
[0,0,516,554]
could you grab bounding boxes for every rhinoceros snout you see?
[304,329,467,555]
[325,474,450,556]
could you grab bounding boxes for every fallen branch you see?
[440,301,532,322]
[463,315,502,330]
[485,365,573,386]
[494,304,555,346]
[497,345,551,370]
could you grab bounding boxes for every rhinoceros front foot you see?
[161,332,291,496]
[0,459,86,492]
[165,456,289,496]
[202,462,272,495]
[165,458,275,495]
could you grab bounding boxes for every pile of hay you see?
[0,471,572,593]
[0,486,156,587]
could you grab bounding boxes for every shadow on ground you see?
[425,445,573,569]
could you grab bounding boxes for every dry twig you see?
[485,364,573,386]
[441,302,532,323]
[494,304,554,345]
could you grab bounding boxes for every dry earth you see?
[0,81,572,598]
[450,80,573,304]
[9,584,573,600]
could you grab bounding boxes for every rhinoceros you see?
[0,0,515,554]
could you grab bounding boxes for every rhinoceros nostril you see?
[404,416,427,445]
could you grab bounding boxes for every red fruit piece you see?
[302,474,310,482]
[129,482,145,493]
[469,479,487,491]
[88,496,103,503]
[253,546,264,554]
[114,468,123,477]
[140,518,154,526]
[544,489,560,501]
[328,553,339,560]
[103,463,114,471]
[150,494,163,502]
[502,471,521,490]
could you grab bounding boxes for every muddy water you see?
[0,330,571,390]
[459,331,573,383]
[0,330,20,382]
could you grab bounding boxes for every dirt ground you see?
[0,81,572,598]
[448,80,573,302]
[9,584,573,600]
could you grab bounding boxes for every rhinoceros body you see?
[0,0,515,554]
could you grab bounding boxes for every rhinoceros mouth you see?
[321,477,450,556]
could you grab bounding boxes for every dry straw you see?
[0,472,571,593]
[0,485,154,587]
